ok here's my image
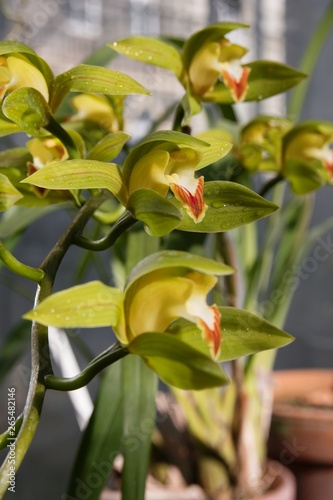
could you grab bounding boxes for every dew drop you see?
[65,316,70,321]
[50,308,55,314]
[147,55,153,61]
[211,201,224,209]
[134,52,139,57]
[113,42,118,47]
[56,314,61,319]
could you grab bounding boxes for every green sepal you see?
[127,188,183,236]
[167,307,294,361]
[110,36,183,78]
[204,61,307,104]
[88,131,130,162]
[23,281,124,329]
[125,249,234,291]
[50,64,150,112]
[182,22,249,70]
[21,159,127,205]
[0,148,32,169]
[2,87,51,136]
[283,158,326,194]
[194,130,232,169]
[173,181,279,232]
[0,173,23,210]
[128,332,229,389]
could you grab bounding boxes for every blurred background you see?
[0,0,332,498]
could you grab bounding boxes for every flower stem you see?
[73,210,137,251]
[0,415,22,450]
[45,343,129,391]
[0,192,108,498]
[0,242,44,282]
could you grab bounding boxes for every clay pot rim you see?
[272,369,333,421]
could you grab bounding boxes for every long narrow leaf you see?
[121,355,157,500]
[66,361,124,500]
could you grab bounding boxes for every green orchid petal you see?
[127,188,183,236]
[110,36,183,78]
[23,281,125,338]
[128,332,229,390]
[0,173,23,210]
[21,159,127,205]
[167,307,294,361]
[125,250,234,291]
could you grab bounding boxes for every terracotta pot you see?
[100,460,296,499]
[268,369,333,500]
[255,460,296,500]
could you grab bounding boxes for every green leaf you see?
[2,87,51,136]
[0,174,23,210]
[50,64,150,112]
[121,355,157,500]
[182,22,249,69]
[66,362,124,500]
[204,61,307,104]
[167,307,294,361]
[21,159,127,205]
[127,188,183,236]
[110,37,183,78]
[88,131,130,162]
[125,249,234,290]
[128,332,229,389]
[174,181,279,232]
[23,281,124,328]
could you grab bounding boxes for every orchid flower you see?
[120,268,222,359]
[24,251,234,363]
[282,122,333,194]
[188,39,250,102]
[0,54,49,103]
[26,137,68,196]
[125,145,208,223]
[70,93,119,132]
